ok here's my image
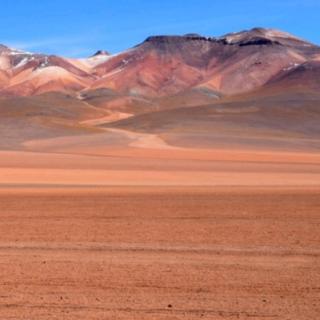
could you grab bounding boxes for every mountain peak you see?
[91,50,110,57]
[143,34,214,43]
[140,27,313,50]
[219,27,312,47]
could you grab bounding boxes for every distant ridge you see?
[0,27,318,98]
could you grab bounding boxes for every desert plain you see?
[0,136,320,319]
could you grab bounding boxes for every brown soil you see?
[0,187,319,319]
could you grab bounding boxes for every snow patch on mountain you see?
[79,49,134,68]
[83,54,112,67]
[8,48,33,56]
[14,56,35,69]
[283,63,300,71]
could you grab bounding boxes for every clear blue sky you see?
[0,0,318,57]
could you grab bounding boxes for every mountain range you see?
[0,27,319,152]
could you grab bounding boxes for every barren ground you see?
[0,186,319,319]
[0,131,319,319]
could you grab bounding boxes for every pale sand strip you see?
[0,168,320,186]
[107,128,180,149]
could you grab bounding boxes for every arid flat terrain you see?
[0,186,319,319]
[0,142,320,319]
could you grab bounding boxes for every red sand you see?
[0,187,319,319]
[0,137,319,319]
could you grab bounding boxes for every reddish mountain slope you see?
[1,27,318,100]
[266,60,320,91]
[90,28,320,96]
[105,88,320,152]
[0,46,95,96]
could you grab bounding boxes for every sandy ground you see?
[17,128,320,189]
[0,128,320,319]
[0,187,319,319]
[107,128,179,149]
[1,146,320,187]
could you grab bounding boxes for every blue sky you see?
[0,0,319,57]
